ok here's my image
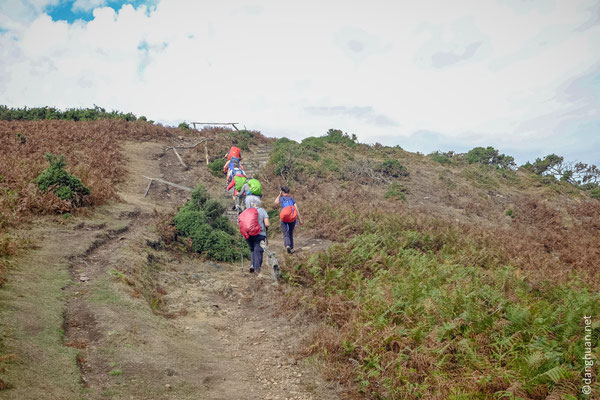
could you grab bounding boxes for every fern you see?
[532,365,571,384]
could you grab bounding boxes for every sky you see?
[0,0,599,165]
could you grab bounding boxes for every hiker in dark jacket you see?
[273,186,302,254]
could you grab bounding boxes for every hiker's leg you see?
[254,235,265,272]
[246,238,255,269]
[280,221,291,248]
[288,221,296,249]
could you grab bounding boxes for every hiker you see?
[273,186,302,254]
[238,198,270,275]
[226,167,247,212]
[223,146,243,174]
[237,177,263,210]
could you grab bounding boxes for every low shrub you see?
[428,151,453,164]
[34,153,90,207]
[384,182,408,200]
[173,185,240,261]
[466,146,515,169]
[376,159,409,178]
[207,158,227,177]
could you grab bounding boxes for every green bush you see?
[466,146,515,169]
[384,182,408,200]
[428,151,453,164]
[323,129,357,148]
[208,158,227,177]
[173,185,240,261]
[34,153,90,206]
[590,187,600,199]
[376,159,409,178]
[178,121,190,131]
[0,105,142,121]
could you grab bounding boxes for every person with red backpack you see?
[223,146,243,174]
[273,186,302,254]
[238,198,270,275]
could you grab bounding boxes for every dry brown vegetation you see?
[0,120,272,283]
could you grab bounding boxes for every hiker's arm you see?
[264,217,270,228]
[227,179,235,191]
[273,192,281,206]
[295,205,303,225]
[237,183,248,197]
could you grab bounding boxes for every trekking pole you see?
[240,234,244,273]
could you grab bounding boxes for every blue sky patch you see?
[46,0,157,23]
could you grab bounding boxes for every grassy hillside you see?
[256,130,600,399]
[0,118,598,399]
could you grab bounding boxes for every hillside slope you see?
[0,121,599,399]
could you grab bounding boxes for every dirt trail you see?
[0,139,339,399]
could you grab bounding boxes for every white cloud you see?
[0,0,599,164]
[72,0,107,13]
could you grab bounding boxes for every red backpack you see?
[238,208,261,239]
[279,196,297,223]
[227,146,241,160]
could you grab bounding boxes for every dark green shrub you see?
[590,187,600,199]
[186,184,210,210]
[208,158,227,177]
[204,231,237,260]
[173,209,207,236]
[377,159,409,178]
[188,224,213,253]
[428,151,452,164]
[203,199,225,222]
[212,216,235,234]
[0,105,142,121]
[466,146,515,169]
[300,136,326,153]
[178,121,190,131]
[324,129,357,147]
[35,153,90,206]
[173,185,240,261]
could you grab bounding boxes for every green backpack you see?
[247,178,262,196]
[234,176,247,191]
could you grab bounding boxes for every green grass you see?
[285,213,600,399]
[0,257,81,399]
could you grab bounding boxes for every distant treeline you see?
[0,105,150,122]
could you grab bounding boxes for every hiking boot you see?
[286,246,292,254]
[249,266,254,273]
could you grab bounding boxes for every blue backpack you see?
[228,157,241,172]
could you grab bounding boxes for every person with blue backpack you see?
[273,186,302,254]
